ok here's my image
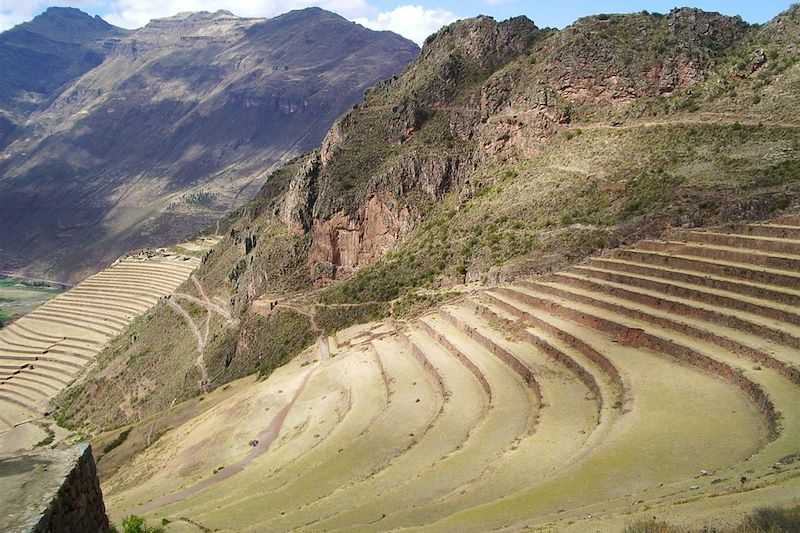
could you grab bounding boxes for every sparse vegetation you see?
[120,515,165,533]
[315,302,389,334]
[33,425,55,448]
[103,428,131,454]
[234,311,316,378]
[392,291,458,319]
[624,505,800,532]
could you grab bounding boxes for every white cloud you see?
[355,4,458,45]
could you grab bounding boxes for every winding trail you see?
[174,294,232,322]
[191,275,233,322]
[166,276,234,393]
[134,364,319,514]
[167,299,209,391]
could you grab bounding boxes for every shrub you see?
[121,515,165,533]
[740,505,800,532]
[34,431,55,448]
[235,311,315,377]
[103,428,131,454]
[392,291,457,320]
[183,190,215,207]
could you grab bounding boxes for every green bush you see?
[34,429,55,448]
[121,515,165,533]
[183,190,215,207]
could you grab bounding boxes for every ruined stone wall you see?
[32,444,109,532]
[1,444,109,533]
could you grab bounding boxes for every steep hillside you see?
[83,213,800,532]
[0,7,128,130]
[0,8,418,283]
[53,6,800,435]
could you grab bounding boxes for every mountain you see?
[0,8,419,283]
[53,6,800,432]
[21,5,800,530]
[0,7,128,146]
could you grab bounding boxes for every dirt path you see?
[561,113,800,130]
[189,274,233,321]
[166,276,233,394]
[174,294,232,321]
[167,299,209,391]
[135,364,318,514]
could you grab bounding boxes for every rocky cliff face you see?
[536,8,749,106]
[265,9,759,285]
[0,8,418,283]
[270,16,547,284]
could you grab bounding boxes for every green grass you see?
[315,303,390,334]
[0,276,64,322]
[232,310,316,378]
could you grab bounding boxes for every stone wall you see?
[0,444,109,532]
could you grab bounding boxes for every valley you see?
[0,276,65,326]
[1,3,799,532]
[0,239,217,456]
[0,8,419,283]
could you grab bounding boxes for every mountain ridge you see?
[0,7,129,146]
[0,7,419,283]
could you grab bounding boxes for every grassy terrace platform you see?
[93,215,800,531]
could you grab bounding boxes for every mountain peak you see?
[0,7,126,118]
[145,9,245,27]
[272,6,349,24]
[12,6,125,44]
[419,14,539,70]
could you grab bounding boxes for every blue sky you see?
[2,1,794,44]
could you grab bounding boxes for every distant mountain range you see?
[0,7,419,283]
